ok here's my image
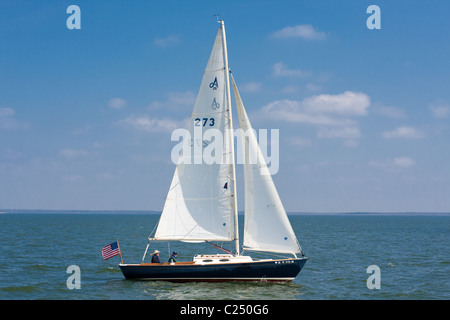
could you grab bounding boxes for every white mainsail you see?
[231,73,302,256]
[154,23,238,242]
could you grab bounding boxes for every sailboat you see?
[119,19,307,282]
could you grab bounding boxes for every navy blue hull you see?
[119,258,307,282]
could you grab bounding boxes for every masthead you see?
[214,14,223,24]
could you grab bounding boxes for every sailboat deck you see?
[135,255,299,266]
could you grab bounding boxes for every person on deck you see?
[151,250,163,264]
[168,251,178,263]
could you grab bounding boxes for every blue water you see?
[0,211,448,300]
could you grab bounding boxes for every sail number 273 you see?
[194,118,215,126]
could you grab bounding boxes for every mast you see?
[219,19,240,256]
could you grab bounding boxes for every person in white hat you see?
[151,250,163,264]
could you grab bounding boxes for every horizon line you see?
[1,209,449,216]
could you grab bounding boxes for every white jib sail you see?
[154,25,237,242]
[231,73,302,255]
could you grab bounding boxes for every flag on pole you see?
[101,241,120,260]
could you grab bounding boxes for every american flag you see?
[101,241,120,260]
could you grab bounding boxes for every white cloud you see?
[64,175,85,183]
[166,91,196,105]
[148,91,196,111]
[302,91,370,116]
[382,126,424,139]
[317,126,361,139]
[270,24,326,40]
[260,99,354,126]
[154,34,181,47]
[369,157,416,169]
[96,172,116,180]
[429,101,450,118]
[108,98,127,109]
[289,137,311,147]
[394,157,416,168]
[120,91,193,133]
[306,83,322,92]
[118,115,188,133]
[59,149,89,158]
[258,91,370,146]
[317,127,361,147]
[240,82,262,92]
[0,107,29,130]
[71,126,92,135]
[373,104,407,118]
[282,85,300,94]
[260,91,370,127]
[0,147,22,160]
[343,139,359,147]
[273,62,312,78]
[0,107,14,117]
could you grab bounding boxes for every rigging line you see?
[147,217,160,239]
[207,241,233,254]
[180,222,202,240]
[205,67,226,73]
[166,180,181,193]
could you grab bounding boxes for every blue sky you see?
[1,0,449,212]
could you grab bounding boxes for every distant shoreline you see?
[287,211,450,216]
[0,209,449,216]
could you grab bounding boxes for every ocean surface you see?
[0,211,448,300]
